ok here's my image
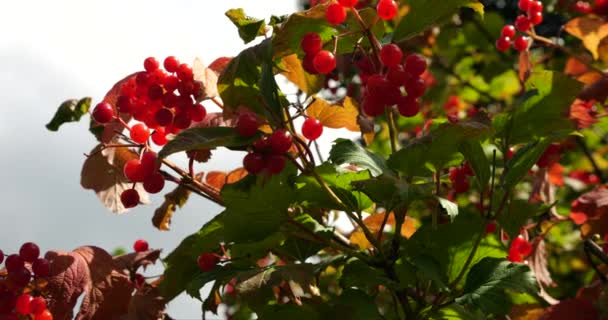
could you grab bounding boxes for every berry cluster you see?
[300,32,336,75]
[121,150,165,208]
[496,0,544,52]
[238,114,293,175]
[0,243,53,320]
[362,47,428,118]
[449,162,474,194]
[508,236,533,263]
[325,0,397,25]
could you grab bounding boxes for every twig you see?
[576,136,606,183]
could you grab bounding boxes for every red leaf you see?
[570,99,599,129]
[208,56,233,75]
[124,285,166,320]
[540,298,598,320]
[113,249,161,272]
[570,185,608,225]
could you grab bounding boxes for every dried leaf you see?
[571,185,608,227]
[193,58,219,101]
[564,16,608,60]
[113,250,162,272]
[205,168,249,191]
[350,213,417,249]
[306,97,361,132]
[81,145,150,214]
[578,76,608,102]
[280,54,323,95]
[509,304,545,320]
[519,50,532,82]
[236,264,319,300]
[152,184,193,231]
[528,239,555,297]
[125,285,166,320]
[208,56,233,75]
[570,99,599,129]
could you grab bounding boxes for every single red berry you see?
[528,0,543,14]
[301,32,323,55]
[192,104,207,122]
[29,297,46,315]
[120,189,140,209]
[515,15,531,32]
[155,108,174,127]
[140,151,159,175]
[514,36,530,51]
[266,154,286,174]
[302,54,319,74]
[19,242,40,263]
[124,159,144,182]
[15,294,33,315]
[574,1,592,13]
[529,11,543,25]
[143,57,159,72]
[143,173,165,194]
[130,123,150,144]
[173,110,192,129]
[197,252,219,272]
[116,95,133,114]
[5,254,24,272]
[92,102,114,124]
[501,25,516,38]
[380,44,403,67]
[151,128,168,146]
[237,113,260,137]
[405,76,427,98]
[496,36,511,52]
[404,54,427,77]
[32,258,50,277]
[163,56,180,73]
[163,75,180,92]
[397,96,420,117]
[519,0,532,11]
[133,239,149,252]
[537,144,561,167]
[302,118,324,140]
[512,236,532,256]
[35,310,53,320]
[377,0,398,20]
[387,65,408,87]
[243,152,266,174]
[452,178,470,193]
[177,63,194,81]
[485,221,497,234]
[253,136,272,152]
[367,75,400,106]
[269,129,293,154]
[8,266,31,287]
[362,95,385,117]
[338,0,358,6]
[313,50,337,74]
[147,84,164,101]
[326,3,347,25]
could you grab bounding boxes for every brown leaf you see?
[578,76,608,102]
[125,285,166,320]
[571,185,608,228]
[529,239,554,287]
[306,97,361,132]
[193,58,219,101]
[189,112,236,129]
[570,99,599,129]
[280,54,323,95]
[208,56,233,75]
[113,250,162,272]
[46,246,133,320]
[540,298,599,320]
[350,213,417,249]
[205,168,249,191]
[152,183,193,231]
[81,145,150,214]
[564,16,608,60]
[509,304,545,320]
[519,50,532,82]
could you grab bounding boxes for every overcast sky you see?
[0,1,298,318]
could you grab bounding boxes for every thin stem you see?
[210,97,224,109]
[584,240,608,283]
[576,136,606,183]
[386,108,399,153]
[377,211,391,244]
[529,33,605,75]
[160,170,215,203]
[161,158,223,205]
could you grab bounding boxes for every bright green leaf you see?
[329,139,389,177]
[46,97,91,131]
[225,8,267,44]
[501,138,552,190]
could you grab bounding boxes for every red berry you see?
[30,297,46,315]
[151,129,168,146]
[313,50,337,74]
[177,63,194,81]
[302,118,324,140]
[380,44,403,67]
[124,159,144,182]
[485,221,497,234]
[529,11,543,25]
[362,95,385,117]
[528,0,543,14]
[501,25,516,38]
[537,144,561,167]
[367,75,400,105]
[405,76,427,98]
[326,3,347,25]
[387,65,408,87]
[496,36,511,52]
[155,108,174,126]
[92,102,114,124]
[143,173,165,194]
[5,254,24,272]
[0,249,3,264]
[32,258,50,277]
[19,242,40,263]
[269,129,293,154]
[35,310,53,320]
[301,32,323,55]
[121,189,140,209]
[143,57,159,73]
[338,0,358,6]
[515,15,531,32]
[302,54,319,74]
[514,36,530,51]
[518,0,532,11]
[133,239,149,252]
[163,75,180,92]
[452,178,470,193]
[197,252,219,272]
[192,104,207,122]
[8,267,31,287]
[15,294,33,315]
[377,0,398,20]
[147,84,164,101]
[404,54,427,77]
[237,113,260,137]
[253,136,272,152]
[266,154,286,174]
[173,110,192,129]
[243,152,265,174]
[140,151,159,176]
[116,95,133,114]
[397,96,420,117]
[163,56,180,73]
[130,123,150,144]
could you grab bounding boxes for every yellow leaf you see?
[152,173,202,231]
[509,304,544,320]
[564,16,608,60]
[349,213,417,249]
[306,97,360,132]
[280,54,323,95]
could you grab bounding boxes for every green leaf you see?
[329,139,389,177]
[498,200,548,239]
[501,138,551,190]
[411,255,449,291]
[393,0,483,42]
[353,175,434,211]
[437,197,459,221]
[160,213,225,300]
[185,266,242,300]
[428,304,485,320]
[225,8,267,44]
[323,289,383,320]
[236,264,318,300]
[46,98,91,131]
[459,141,491,190]
[259,57,285,118]
[456,258,538,315]
[158,127,258,159]
[340,258,394,289]
[257,305,320,320]
[280,214,334,261]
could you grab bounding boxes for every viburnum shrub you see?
[33,0,608,319]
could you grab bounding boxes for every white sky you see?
[0,1,299,318]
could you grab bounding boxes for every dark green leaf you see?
[501,138,551,190]
[257,305,320,320]
[225,8,267,44]
[329,139,389,177]
[498,200,549,239]
[393,0,483,42]
[340,258,394,289]
[46,98,91,131]
[158,127,258,159]
[456,258,538,315]
[259,57,285,117]
[323,289,382,320]
[185,266,242,300]
[236,264,318,299]
[353,175,434,210]
[280,214,334,261]
[459,141,491,189]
